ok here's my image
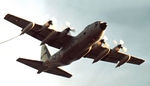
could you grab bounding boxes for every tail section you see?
[16,58,72,78]
[16,44,72,78]
[41,44,51,62]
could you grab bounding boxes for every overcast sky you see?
[0,0,149,86]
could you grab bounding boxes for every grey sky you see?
[0,0,149,86]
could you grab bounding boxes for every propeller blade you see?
[120,40,124,45]
[65,21,75,32]
[70,27,75,32]
[49,25,56,29]
[47,17,57,29]
[113,40,118,45]
[51,17,57,24]
[103,35,108,41]
[65,21,71,27]
[122,47,127,52]
[61,26,65,29]
[104,42,109,48]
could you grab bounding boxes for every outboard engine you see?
[116,55,131,67]
[20,22,35,35]
[113,40,127,52]
[42,20,53,29]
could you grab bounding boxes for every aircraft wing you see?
[4,14,74,49]
[17,58,72,78]
[85,46,144,67]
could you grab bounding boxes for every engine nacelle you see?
[58,28,71,38]
[116,55,131,67]
[93,48,110,63]
[42,20,52,29]
[99,39,105,45]
[113,44,123,52]
[40,31,57,45]
[20,22,34,35]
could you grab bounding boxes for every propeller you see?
[65,21,75,32]
[51,17,57,24]
[60,21,75,35]
[113,40,118,45]
[49,17,57,29]
[113,40,127,52]
[65,21,71,27]
[122,47,127,52]
[113,40,124,45]
[100,35,109,48]
[120,40,124,45]
[103,35,108,41]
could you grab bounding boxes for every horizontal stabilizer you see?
[17,58,72,78]
[45,67,72,78]
[17,58,44,70]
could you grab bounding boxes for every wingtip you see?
[4,14,11,19]
[68,76,72,78]
[66,74,72,78]
[16,57,24,62]
[16,58,21,62]
[140,59,145,65]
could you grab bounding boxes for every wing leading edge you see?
[17,58,72,78]
[4,14,74,49]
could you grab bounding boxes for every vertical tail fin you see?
[41,44,51,62]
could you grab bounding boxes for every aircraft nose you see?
[100,22,107,30]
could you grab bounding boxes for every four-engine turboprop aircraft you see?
[4,14,145,78]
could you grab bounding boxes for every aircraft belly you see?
[59,37,96,65]
[60,49,88,65]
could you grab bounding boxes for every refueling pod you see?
[20,22,35,35]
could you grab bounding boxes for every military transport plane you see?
[4,14,144,78]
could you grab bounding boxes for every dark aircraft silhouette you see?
[4,14,144,78]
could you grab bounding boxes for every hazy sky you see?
[0,0,149,86]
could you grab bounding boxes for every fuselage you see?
[46,21,107,67]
